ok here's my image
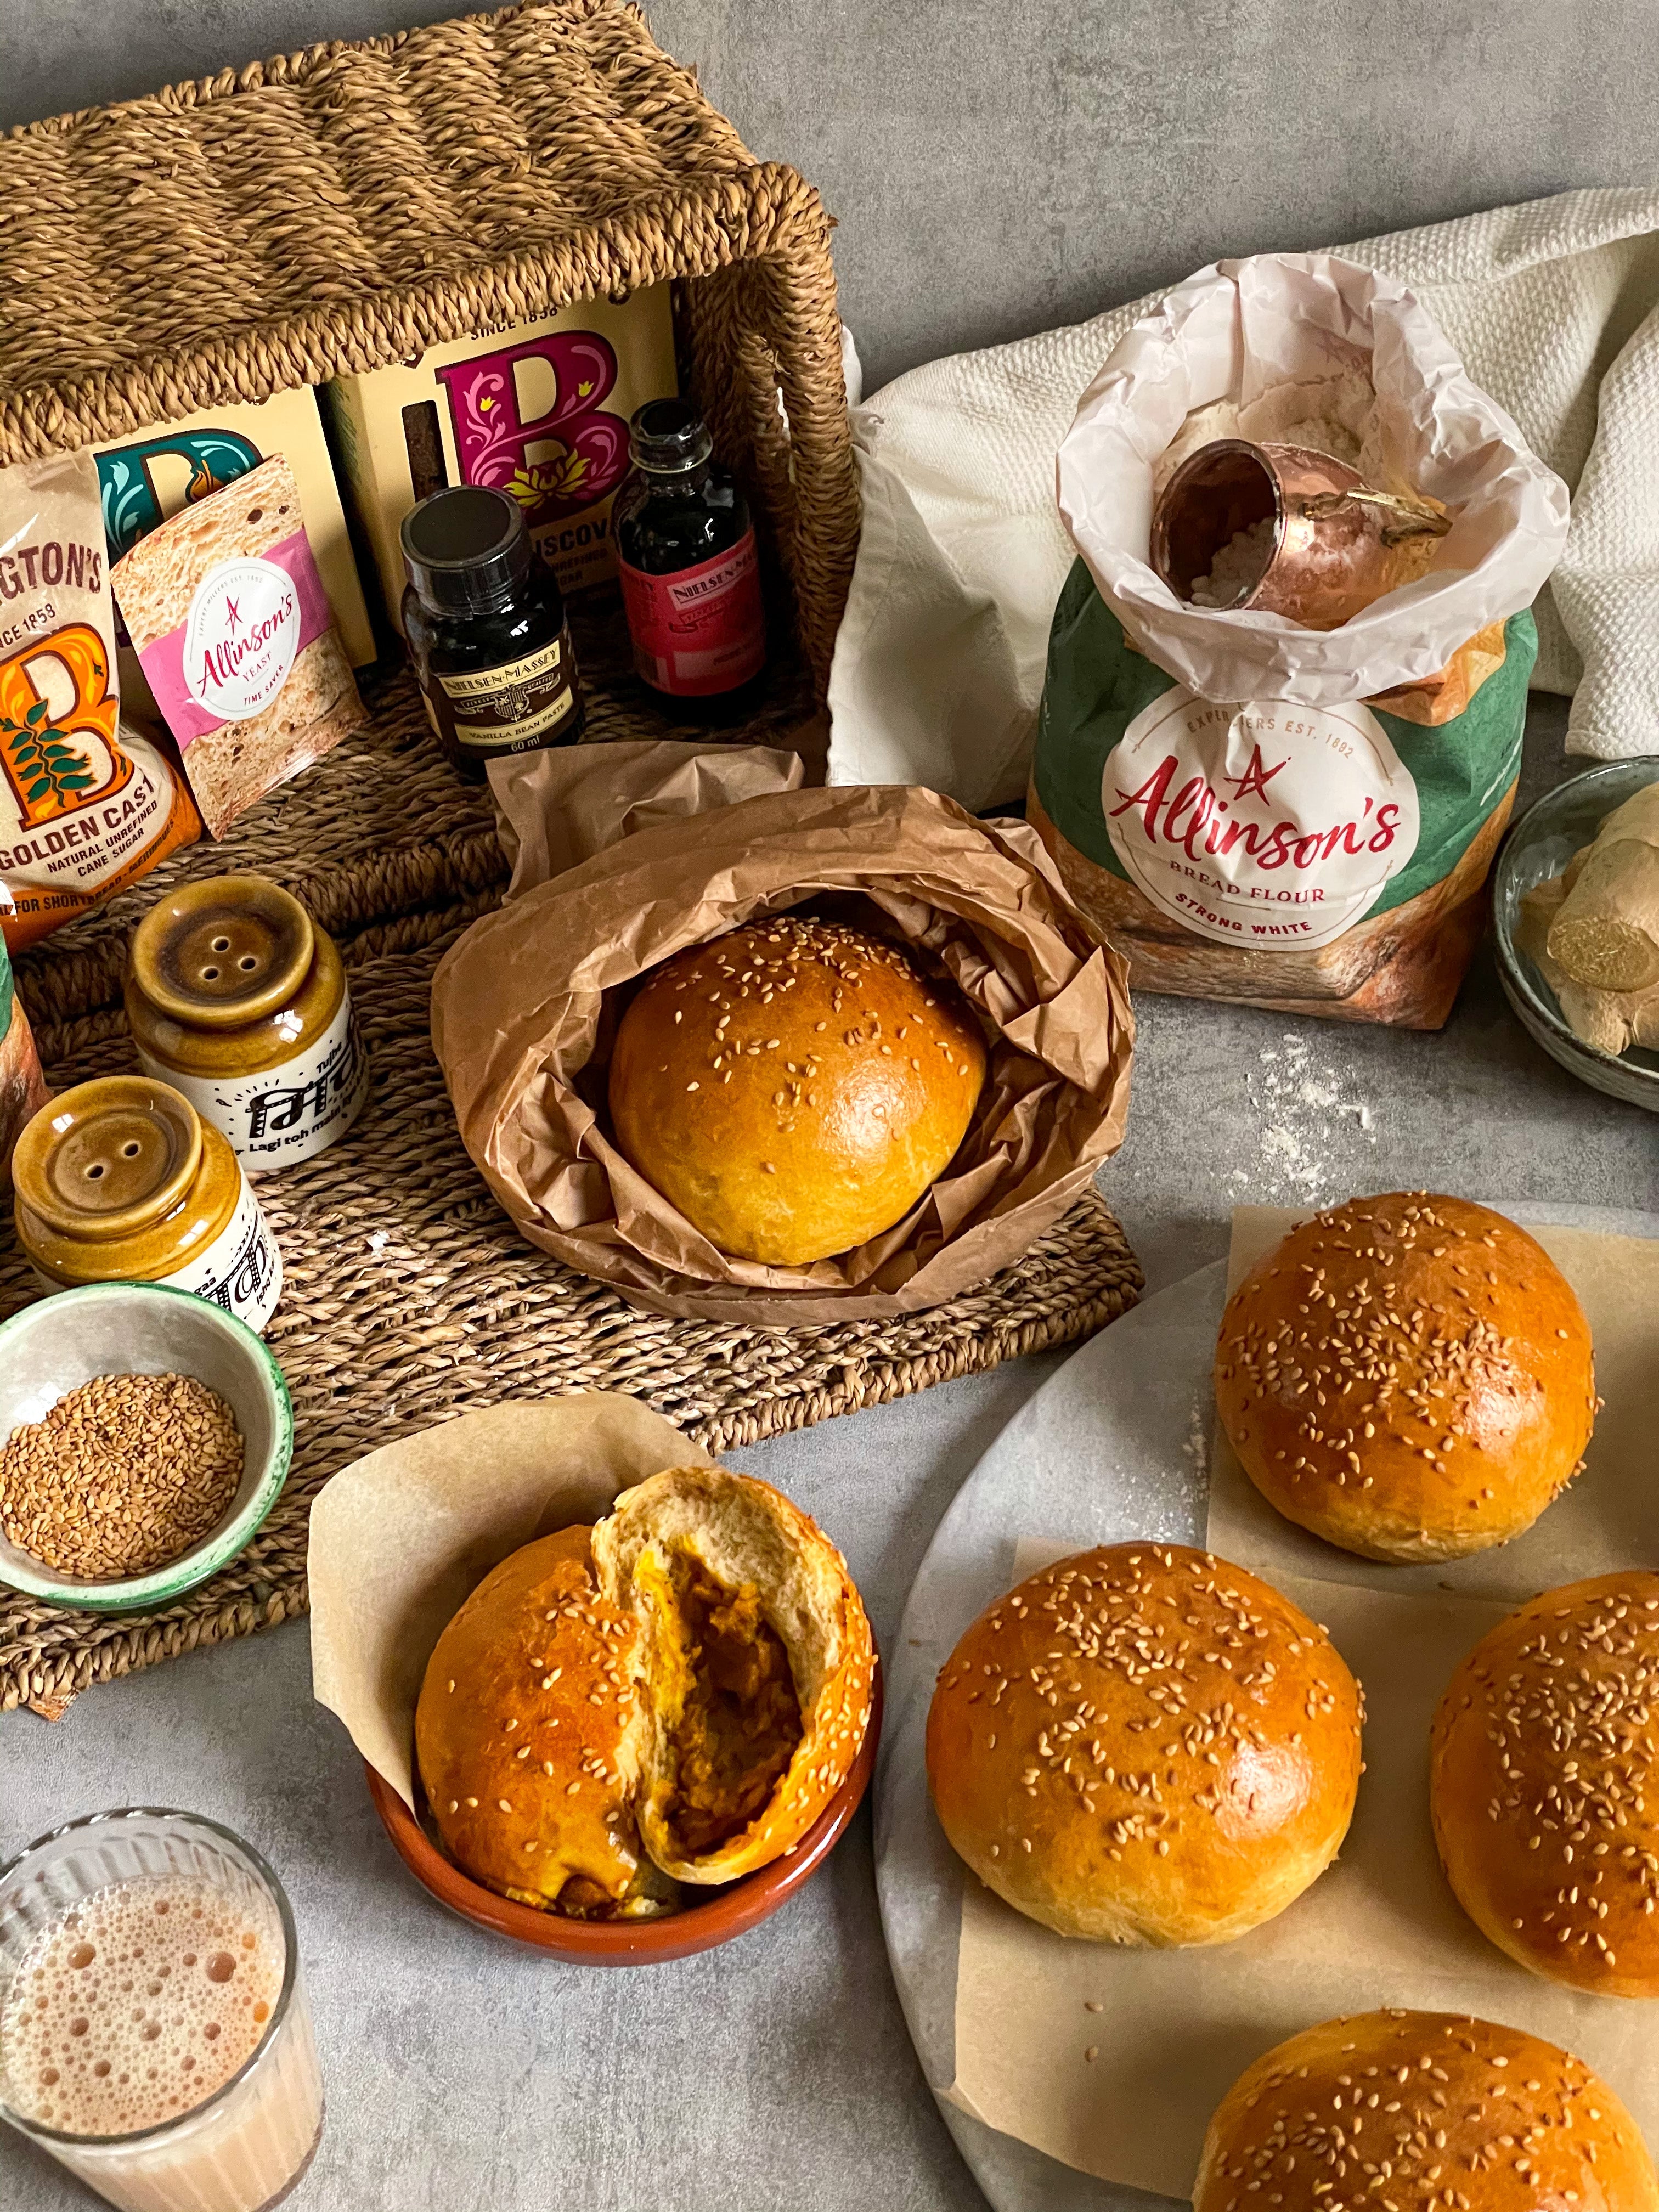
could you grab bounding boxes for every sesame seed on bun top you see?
[1214,1193,1595,1563]
[1194,2010,1659,2212]
[1432,1570,1659,1998]
[925,1542,1363,1945]
[607,916,986,1266]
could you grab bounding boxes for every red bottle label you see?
[617,529,766,697]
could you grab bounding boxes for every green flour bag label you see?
[1029,561,1536,1028]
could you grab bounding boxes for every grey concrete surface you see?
[5,2,1659,389]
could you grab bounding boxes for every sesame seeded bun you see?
[415,1525,672,1918]
[1214,1194,1596,1564]
[606,917,987,1266]
[593,1465,876,1884]
[924,1543,1363,1945]
[1193,2009,1659,2212]
[1431,1572,1659,1997]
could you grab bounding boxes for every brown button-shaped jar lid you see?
[12,1076,204,1240]
[130,874,315,1030]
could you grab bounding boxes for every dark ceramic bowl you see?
[366,1664,882,1963]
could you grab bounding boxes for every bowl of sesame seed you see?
[0,1281,292,1611]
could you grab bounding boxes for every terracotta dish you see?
[365,1664,881,1963]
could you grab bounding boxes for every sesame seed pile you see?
[1206,2011,1627,2212]
[1219,1194,1585,1518]
[936,1545,1358,1868]
[642,916,979,1137]
[1438,1577,1659,1981]
[0,1373,243,1580]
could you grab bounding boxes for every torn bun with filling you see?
[926,1542,1363,1945]
[594,1465,876,1884]
[1214,1192,1596,1562]
[415,1523,675,1918]
[415,1469,874,1914]
[606,916,987,1266]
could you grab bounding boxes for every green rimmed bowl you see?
[1492,757,1659,1113]
[0,1283,292,1611]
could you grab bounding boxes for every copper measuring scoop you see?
[1150,439,1452,630]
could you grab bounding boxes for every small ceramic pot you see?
[12,1076,283,1334]
[125,874,370,1173]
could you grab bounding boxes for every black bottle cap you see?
[629,398,713,475]
[400,486,533,617]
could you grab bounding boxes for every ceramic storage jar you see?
[125,874,369,1172]
[12,1076,283,1333]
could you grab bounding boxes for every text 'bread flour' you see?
[112,454,366,837]
[0,447,201,951]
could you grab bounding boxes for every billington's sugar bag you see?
[0,447,200,951]
[1030,252,1570,1028]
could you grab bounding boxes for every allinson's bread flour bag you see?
[0,448,200,951]
[112,454,366,837]
[1031,253,1570,1028]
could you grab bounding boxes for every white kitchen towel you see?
[827,186,1659,809]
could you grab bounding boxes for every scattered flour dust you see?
[1228,1030,1376,1203]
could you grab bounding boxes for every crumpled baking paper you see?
[1058,251,1571,703]
[430,782,1135,1322]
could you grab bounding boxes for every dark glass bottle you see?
[400,485,584,782]
[613,399,766,721]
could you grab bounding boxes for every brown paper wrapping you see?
[946,1212,1659,2194]
[488,740,804,897]
[308,1393,714,1810]
[431,783,1135,1322]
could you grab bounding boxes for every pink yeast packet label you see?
[135,529,335,749]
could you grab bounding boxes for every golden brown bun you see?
[1194,2010,1659,2212]
[924,1543,1362,1945]
[415,1525,653,1914]
[592,1465,876,1884]
[1215,1194,1595,1562]
[606,917,986,1265]
[1431,1571,1659,1997]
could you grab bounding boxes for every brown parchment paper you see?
[946,1215,1659,2195]
[307,1393,713,1809]
[1208,1209,1659,1600]
[488,740,804,898]
[430,783,1135,1323]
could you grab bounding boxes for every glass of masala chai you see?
[0,1808,323,2211]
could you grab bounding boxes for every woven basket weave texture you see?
[0,607,1142,1720]
[0,0,860,683]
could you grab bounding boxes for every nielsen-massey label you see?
[421,629,578,754]
[618,529,765,698]
[1103,689,1420,949]
[134,991,370,1172]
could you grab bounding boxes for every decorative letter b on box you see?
[435,333,628,526]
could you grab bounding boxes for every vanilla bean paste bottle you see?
[400,485,584,780]
[613,399,766,720]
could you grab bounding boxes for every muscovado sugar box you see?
[321,285,677,633]
[94,387,375,670]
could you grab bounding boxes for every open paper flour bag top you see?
[1032,251,1572,1029]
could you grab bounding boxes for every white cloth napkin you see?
[827,187,1659,809]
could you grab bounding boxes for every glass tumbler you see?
[0,1808,323,2212]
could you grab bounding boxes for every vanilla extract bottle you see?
[400,485,584,781]
[613,399,767,722]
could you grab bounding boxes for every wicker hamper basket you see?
[0,3,1143,1715]
[0,0,861,686]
